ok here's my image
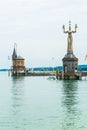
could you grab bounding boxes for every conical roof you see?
[12,47,17,60]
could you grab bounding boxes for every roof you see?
[12,47,17,59]
[16,55,24,60]
[62,53,78,61]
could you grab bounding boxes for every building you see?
[12,44,25,76]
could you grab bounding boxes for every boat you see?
[47,76,56,80]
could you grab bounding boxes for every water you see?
[0,72,87,130]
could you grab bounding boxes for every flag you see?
[85,55,87,60]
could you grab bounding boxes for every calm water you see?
[0,72,87,130]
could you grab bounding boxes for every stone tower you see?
[12,44,25,76]
[62,21,79,79]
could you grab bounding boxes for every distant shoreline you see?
[0,69,8,71]
[0,65,87,72]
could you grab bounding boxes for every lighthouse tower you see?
[62,21,79,79]
[12,44,25,76]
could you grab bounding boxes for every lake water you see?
[0,72,87,130]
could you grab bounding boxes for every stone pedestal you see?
[62,52,80,80]
[62,53,78,73]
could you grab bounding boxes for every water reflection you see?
[62,80,80,130]
[12,77,25,97]
[11,77,25,130]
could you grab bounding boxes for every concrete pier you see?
[56,70,82,80]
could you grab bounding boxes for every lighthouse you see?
[12,44,25,76]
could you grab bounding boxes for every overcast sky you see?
[0,0,87,68]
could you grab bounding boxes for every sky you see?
[0,0,87,68]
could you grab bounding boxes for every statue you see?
[63,21,77,53]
